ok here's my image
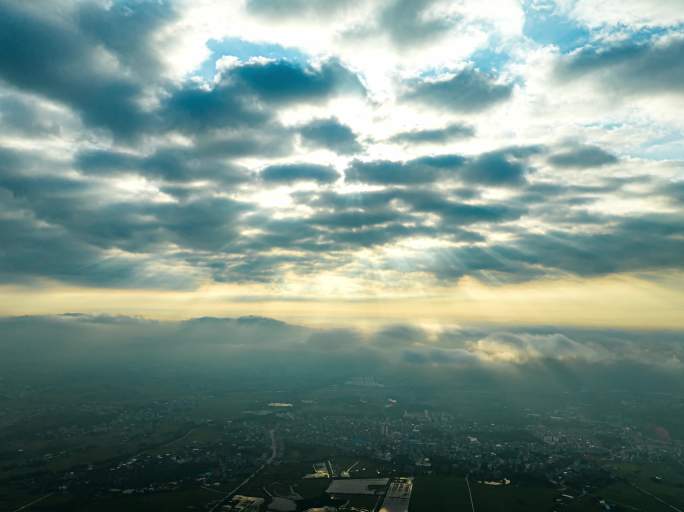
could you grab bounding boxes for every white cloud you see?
[558,0,684,28]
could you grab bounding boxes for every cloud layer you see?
[2,315,682,393]
[0,0,682,308]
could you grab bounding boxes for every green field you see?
[410,476,559,512]
[410,476,472,511]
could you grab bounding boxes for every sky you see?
[0,0,683,330]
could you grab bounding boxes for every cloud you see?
[345,159,448,185]
[260,163,340,184]
[246,0,353,18]
[402,68,514,113]
[548,145,618,168]
[345,148,537,187]
[561,0,684,29]
[298,117,362,154]
[401,346,480,366]
[0,0,149,138]
[0,147,253,285]
[556,36,684,97]
[425,213,684,282]
[461,147,540,186]
[377,0,456,47]
[76,0,177,79]
[2,315,682,388]
[310,210,401,229]
[393,189,524,224]
[0,94,61,136]
[0,215,196,289]
[161,80,269,134]
[389,122,475,144]
[661,180,684,206]
[373,324,427,347]
[306,328,362,351]
[161,58,364,135]
[471,332,604,363]
[228,58,365,105]
[0,0,682,302]
[76,143,268,185]
[344,154,469,185]
[150,197,250,251]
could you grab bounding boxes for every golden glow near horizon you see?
[2,272,683,330]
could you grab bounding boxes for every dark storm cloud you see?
[260,163,340,184]
[556,36,684,96]
[0,0,149,139]
[403,69,514,113]
[548,145,618,168]
[298,117,362,154]
[389,122,475,144]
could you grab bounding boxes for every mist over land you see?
[3,314,684,394]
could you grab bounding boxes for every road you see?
[208,429,278,512]
[267,428,277,463]
[465,474,476,512]
[631,482,683,512]
[10,493,54,512]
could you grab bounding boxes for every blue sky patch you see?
[196,37,309,79]
[523,3,590,53]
